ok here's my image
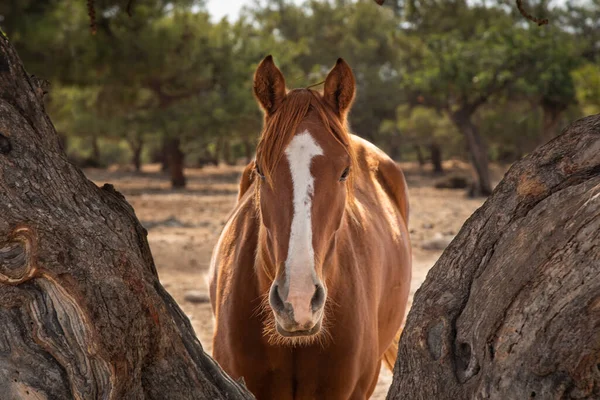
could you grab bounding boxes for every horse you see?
[209,55,412,400]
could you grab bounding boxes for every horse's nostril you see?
[269,284,285,312]
[311,284,326,311]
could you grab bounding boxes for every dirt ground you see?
[85,161,500,399]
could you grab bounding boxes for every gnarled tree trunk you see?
[388,115,600,399]
[0,34,253,400]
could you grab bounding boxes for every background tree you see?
[2,0,597,192]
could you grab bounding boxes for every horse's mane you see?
[255,88,357,189]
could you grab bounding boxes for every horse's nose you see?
[310,283,326,311]
[269,281,325,332]
[269,283,286,314]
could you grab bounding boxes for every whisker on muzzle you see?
[258,292,334,348]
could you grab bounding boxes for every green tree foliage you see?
[573,63,600,116]
[1,0,598,191]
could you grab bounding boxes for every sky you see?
[206,0,249,22]
[206,0,302,22]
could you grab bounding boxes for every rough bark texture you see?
[388,114,600,399]
[0,35,253,400]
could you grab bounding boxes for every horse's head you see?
[253,56,356,343]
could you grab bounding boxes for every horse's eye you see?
[339,167,350,182]
[255,164,265,179]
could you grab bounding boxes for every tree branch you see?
[87,0,96,34]
[516,0,549,26]
[371,0,550,25]
[465,60,529,114]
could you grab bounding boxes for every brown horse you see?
[209,56,411,400]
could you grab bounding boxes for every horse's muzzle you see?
[275,319,322,337]
[269,283,326,336]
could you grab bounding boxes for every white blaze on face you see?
[284,130,323,323]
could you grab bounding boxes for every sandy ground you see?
[85,161,496,399]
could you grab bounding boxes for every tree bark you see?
[0,35,253,400]
[57,131,68,153]
[166,137,186,188]
[388,114,600,399]
[429,142,443,174]
[452,111,493,196]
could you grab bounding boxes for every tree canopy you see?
[1,0,598,190]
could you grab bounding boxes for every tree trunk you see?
[414,144,425,167]
[429,142,443,174]
[57,131,68,153]
[452,111,493,196]
[133,145,142,172]
[0,35,254,400]
[166,137,186,188]
[541,99,567,144]
[388,114,600,399]
[127,135,144,172]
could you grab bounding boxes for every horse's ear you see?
[323,58,356,117]
[253,55,287,115]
